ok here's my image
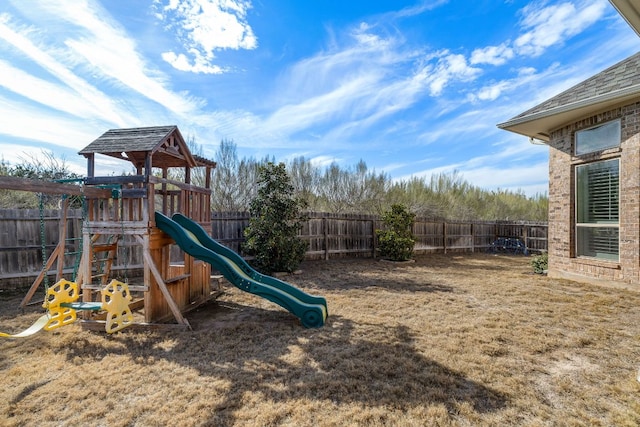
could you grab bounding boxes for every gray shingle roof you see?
[79,125,178,154]
[512,51,640,120]
[498,51,640,140]
[79,125,216,170]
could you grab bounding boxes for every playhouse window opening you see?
[575,158,619,261]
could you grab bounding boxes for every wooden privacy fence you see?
[211,212,548,259]
[0,209,547,287]
[0,209,144,288]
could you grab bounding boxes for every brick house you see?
[499,0,640,285]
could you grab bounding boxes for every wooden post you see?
[470,222,475,253]
[56,198,70,280]
[86,153,95,178]
[20,242,63,307]
[323,216,329,261]
[137,235,190,328]
[443,222,447,254]
[162,169,168,215]
[372,219,377,259]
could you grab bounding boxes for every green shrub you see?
[376,204,416,261]
[243,162,308,274]
[531,252,548,274]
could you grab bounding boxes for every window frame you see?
[574,158,620,262]
[574,119,621,156]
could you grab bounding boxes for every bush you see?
[243,162,308,274]
[376,204,416,261]
[531,252,548,274]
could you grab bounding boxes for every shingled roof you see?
[498,51,640,141]
[79,125,216,170]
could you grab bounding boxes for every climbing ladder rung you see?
[93,243,118,252]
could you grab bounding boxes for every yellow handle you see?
[43,279,80,331]
[101,279,133,334]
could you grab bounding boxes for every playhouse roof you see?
[498,51,640,141]
[79,125,216,170]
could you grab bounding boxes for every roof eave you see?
[497,84,640,142]
[609,0,640,37]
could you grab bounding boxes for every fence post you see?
[372,219,377,259]
[470,222,475,253]
[323,216,329,261]
[443,221,447,254]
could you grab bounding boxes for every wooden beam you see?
[135,235,191,329]
[86,153,94,178]
[20,242,64,307]
[0,176,111,197]
[85,175,147,185]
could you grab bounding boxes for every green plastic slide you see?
[155,212,327,328]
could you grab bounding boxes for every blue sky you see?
[1,0,639,196]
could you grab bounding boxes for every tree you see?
[0,150,81,208]
[210,139,262,211]
[243,162,308,273]
[287,156,320,208]
[375,204,416,261]
[315,160,390,214]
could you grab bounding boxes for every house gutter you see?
[497,83,640,141]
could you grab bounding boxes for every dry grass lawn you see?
[1,253,639,426]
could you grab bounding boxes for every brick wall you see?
[547,102,640,285]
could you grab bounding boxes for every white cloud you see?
[156,0,257,74]
[58,3,203,116]
[0,94,100,151]
[161,51,226,74]
[1,2,204,119]
[0,13,130,126]
[0,59,126,124]
[476,82,510,101]
[424,52,481,96]
[470,44,514,66]
[309,155,339,168]
[514,0,607,57]
[399,144,550,196]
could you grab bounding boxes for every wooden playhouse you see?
[74,125,217,329]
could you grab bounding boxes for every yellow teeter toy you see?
[101,279,133,334]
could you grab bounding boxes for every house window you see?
[575,120,620,155]
[575,159,619,261]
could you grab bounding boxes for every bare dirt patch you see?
[1,253,639,426]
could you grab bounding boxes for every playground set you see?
[0,126,327,337]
